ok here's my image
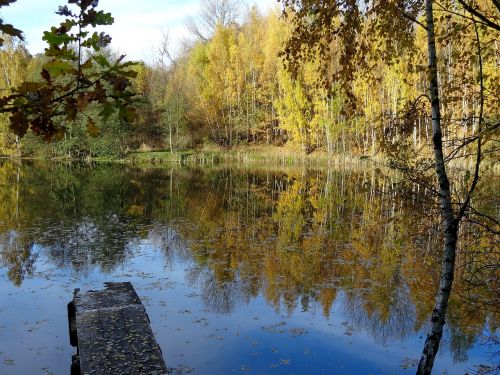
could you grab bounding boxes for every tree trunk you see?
[417,0,458,373]
[169,120,173,154]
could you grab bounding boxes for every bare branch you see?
[156,29,176,69]
[399,9,428,30]
[434,1,495,29]
[186,0,241,41]
[456,0,500,31]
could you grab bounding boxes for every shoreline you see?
[1,145,381,166]
[1,144,494,172]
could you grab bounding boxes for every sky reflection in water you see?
[0,161,496,374]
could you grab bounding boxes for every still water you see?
[0,161,497,374]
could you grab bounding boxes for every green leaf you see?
[117,61,138,69]
[93,54,110,67]
[95,11,114,26]
[99,101,115,121]
[60,19,77,31]
[42,29,74,46]
[118,70,138,78]
[44,60,74,76]
[81,31,99,49]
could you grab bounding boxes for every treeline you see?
[0,1,498,159]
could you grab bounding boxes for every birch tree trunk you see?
[417,0,459,373]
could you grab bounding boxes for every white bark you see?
[417,0,459,373]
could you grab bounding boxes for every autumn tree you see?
[0,34,29,155]
[278,0,499,373]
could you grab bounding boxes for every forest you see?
[0,0,498,374]
[0,0,497,162]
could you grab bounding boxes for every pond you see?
[0,160,497,374]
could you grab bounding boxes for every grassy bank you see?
[1,144,376,168]
[124,144,499,176]
[5,144,494,173]
[125,144,377,167]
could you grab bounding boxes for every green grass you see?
[124,145,377,167]
[5,144,384,168]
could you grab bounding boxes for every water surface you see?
[0,161,497,374]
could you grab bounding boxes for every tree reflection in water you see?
[0,160,497,363]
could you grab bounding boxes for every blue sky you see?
[1,0,277,63]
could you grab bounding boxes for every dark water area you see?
[0,160,497,374]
